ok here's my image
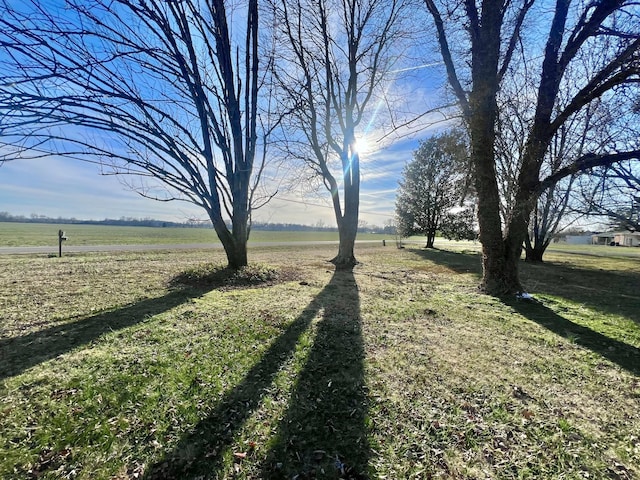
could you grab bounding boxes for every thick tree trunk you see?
[210,191,250,270]
[525,245,545,263]
[470,70,520,292]
[425,230,436,248]
[331,146,360,270]
[478,237,521,295]
[225,238,249,269]
[479,149,549,286]
[331,220,358,270]
[465,5,525,296]
[229,222,250,270]
[211,217,249,269]
[524,233,551,263]
[474,175,523,294]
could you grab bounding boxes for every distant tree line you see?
[0,212,202,228]
[252,221,396,234]
[0,211,395,234]
[1,0,638,295]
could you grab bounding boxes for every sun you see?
[352,136,374,155]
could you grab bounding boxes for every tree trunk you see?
[230,221,250,270]
[425,230,436,248]
[225,238,249,269]
[466,5,524,296]
[210,208,249,270]
[524,232,551,263]
[211,222,248,269]
[331,147,360,270]
[525,245,545,263]
[470,82,520,292]
[331,220,358,270]
[481,147,550,283]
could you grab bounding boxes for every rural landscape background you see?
[1,222,639,479]
[0,0,638,477]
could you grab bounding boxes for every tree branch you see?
[538,150,640,193]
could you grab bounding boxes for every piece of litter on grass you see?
[516,292,534,300]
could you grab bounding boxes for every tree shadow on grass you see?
[519,261,640,324]
[504,298,640,376]
[407,247,483,277]
[144,270,370,479]
[0,288,201,382]
[407,247,640,373]
[407,246,640,323]
[261,270,368,479]
[0,266,290,383]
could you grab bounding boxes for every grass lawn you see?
[0,244,638,479]
[0,222,388,247]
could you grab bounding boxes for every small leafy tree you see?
[396,131,471,248]
[441,208,478,241]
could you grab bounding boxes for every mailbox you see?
[58,230,68,257]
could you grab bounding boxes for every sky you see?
[0,135,427,228]
[0,0,448,229]
[0,82,447,231]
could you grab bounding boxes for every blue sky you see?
[0,135,427,227]
[0,67,447,228]
[0,1,448,229]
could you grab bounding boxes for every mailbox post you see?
[58,229,68,257]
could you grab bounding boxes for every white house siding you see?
[614,233,640,247]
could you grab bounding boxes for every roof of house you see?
[592,232,640,238]
[593,232,640,237]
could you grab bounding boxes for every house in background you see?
[592,233,616,245]
[615,232,640,247]
[592,232,640,246]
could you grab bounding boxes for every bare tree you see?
[0,0,275,269]
[577,161,640,232]
[525,177,576,262]
[423,0,640,294]
[497,74,635,263]
[269,0,411,269]
[523,104,596,263]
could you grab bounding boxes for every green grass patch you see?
[1,244,638,479]
[0,222,389,247]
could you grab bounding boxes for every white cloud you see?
[0,156,202,221]
[0,90,451,228]
[0,132,419,227]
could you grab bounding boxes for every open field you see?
[0,222,389,247]
[1,244,639,479]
